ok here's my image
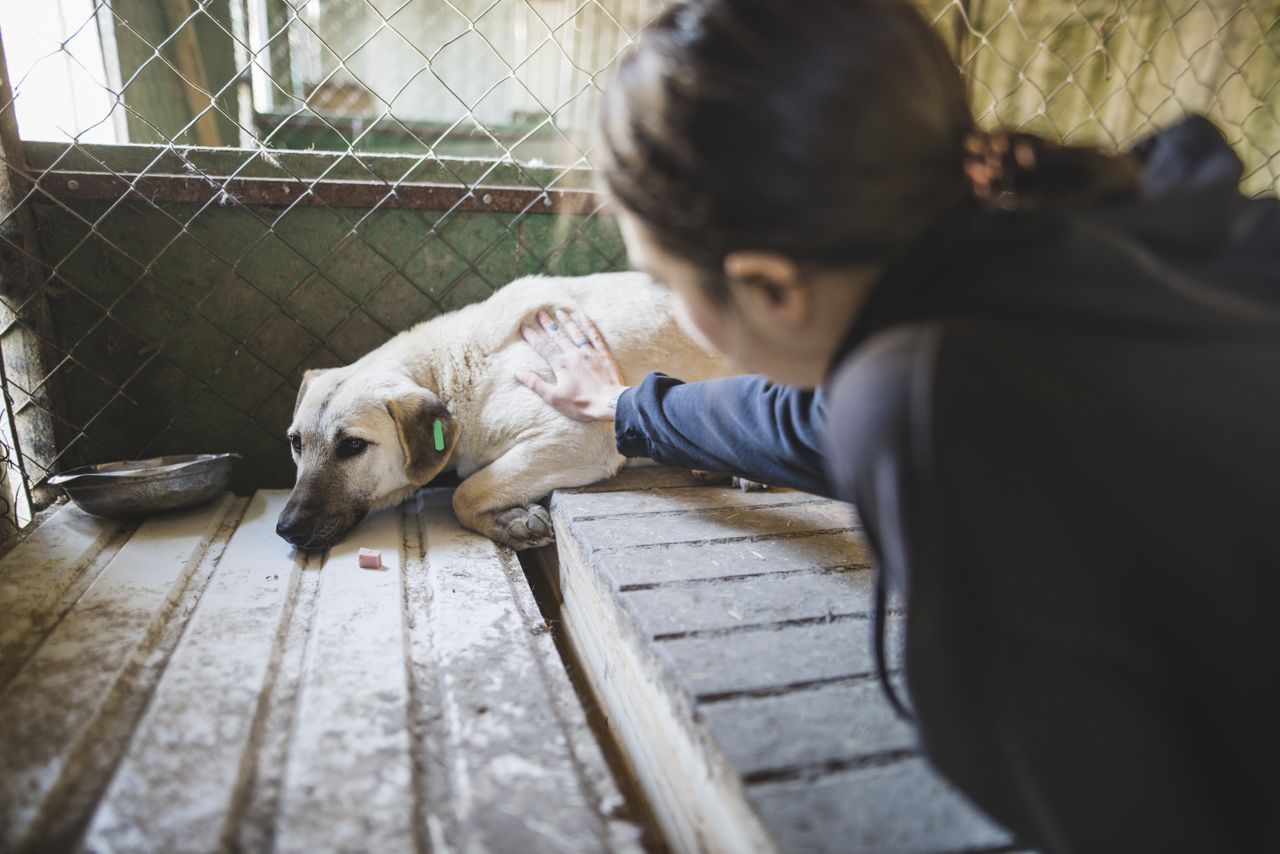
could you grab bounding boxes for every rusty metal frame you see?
[38,169,604,215]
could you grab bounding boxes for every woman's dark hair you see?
[599,0,1141,295]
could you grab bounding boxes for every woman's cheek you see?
[672,288,736,360]
[672,296,716,351]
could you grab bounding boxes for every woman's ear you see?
[723,250,811,329]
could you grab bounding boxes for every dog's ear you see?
[386,389,457,486]
[293,368,333,419]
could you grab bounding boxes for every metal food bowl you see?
[47,453,239,518]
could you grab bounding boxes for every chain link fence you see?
[0,0,661,511]
[0,0,1275,529]
[939,0,1280,196]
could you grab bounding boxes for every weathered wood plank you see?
[622,569,874,638]
[229,533,325,854]
[0,504,127,687]
[0,496,235,850]
[1,489,641,851]
[563,465,709,493]
[568,501,857,553]
[410,491,640,853]
[549,501,777,854]
[596,531,871,587]
[749,758,1010,854]
[547,470,1005,853]
[275,506,416,854]
[84,491,304,853]
[553,485,814,519]
[658,619,881,700]
[699,680,915,779]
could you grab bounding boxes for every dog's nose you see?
[276,514,314,547]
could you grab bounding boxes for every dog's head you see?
[276,367,459,550]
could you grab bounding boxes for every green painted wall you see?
[32,185,625,493]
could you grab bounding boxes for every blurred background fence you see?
[0,0,1275,526]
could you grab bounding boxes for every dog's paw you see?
[491,504,555,550]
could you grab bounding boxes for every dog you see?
[276,272,731,550]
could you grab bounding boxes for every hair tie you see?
[963,130,1038,211]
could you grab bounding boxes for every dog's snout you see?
[276,512,314,547]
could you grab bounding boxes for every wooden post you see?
[264,0,296,109]
[0,27,66,514]
[109,0,239,146]
[161,0,224,147]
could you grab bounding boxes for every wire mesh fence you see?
[0,0,660,510]
[0,405,23,539]
[939,0,1280,196]
[0,0,1275,526]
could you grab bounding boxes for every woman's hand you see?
[517,309,630,422]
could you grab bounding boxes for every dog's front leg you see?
[452,439,622,550]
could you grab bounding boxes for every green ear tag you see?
[433,418,445,452]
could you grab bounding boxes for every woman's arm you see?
[516,309,832,496]
[615,373,831,496]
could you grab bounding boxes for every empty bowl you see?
[47,453,239,518]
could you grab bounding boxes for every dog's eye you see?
[290,434,302,453]
[336,437,369,459]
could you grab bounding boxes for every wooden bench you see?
[0,491,639,853]
[537,468,1014,854]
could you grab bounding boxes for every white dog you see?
[277,272,729,550]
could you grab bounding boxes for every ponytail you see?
[963,130,1142,213]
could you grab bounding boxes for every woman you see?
[516,1,1280,851]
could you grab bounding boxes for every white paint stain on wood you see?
[547,508,778,854]
[275,504,416,854]
[413,491,638,854]
[0,490,639,853]
[0,495,235,850]
[546,471,1009,854]
[84,492,301,852]
[0,504,126,687]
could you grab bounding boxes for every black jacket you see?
[614,116,1280,853]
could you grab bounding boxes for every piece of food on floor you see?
[357,548,383,569]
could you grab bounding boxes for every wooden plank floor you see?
[0,490,639,854]
[546,468,1014,854]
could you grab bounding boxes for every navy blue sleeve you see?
[613,372,833,497]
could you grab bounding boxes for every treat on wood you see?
[357,548,383,569]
